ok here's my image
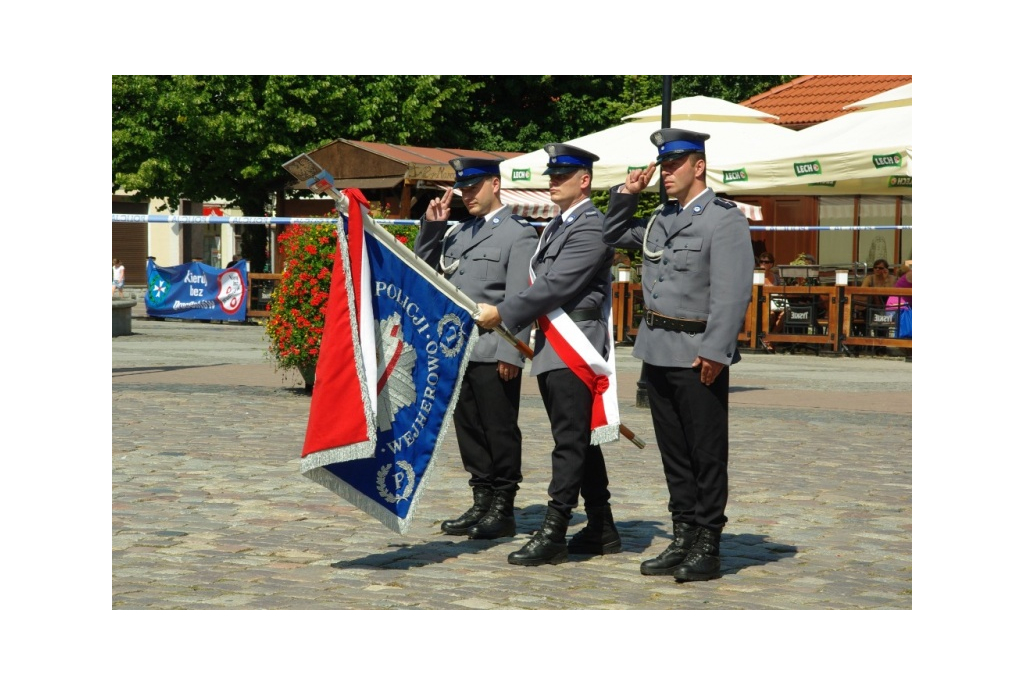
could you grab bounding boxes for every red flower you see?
[265,214,339,381]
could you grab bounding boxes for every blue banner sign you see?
[145,260,249,321]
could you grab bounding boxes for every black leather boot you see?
[673,526,722,582]
[441,486,493,535]
[468,490,516,539]
[567,505,622,554]
[640,521,699,576]
[508,506,570,566]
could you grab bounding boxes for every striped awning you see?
[500,189,560,220]
[446,186,558,220]
[735,201,763,222]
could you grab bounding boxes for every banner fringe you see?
[299,442,373,473]
[591,423,621,446]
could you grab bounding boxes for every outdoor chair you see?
[783,303,819,336]
[866,306,899,338]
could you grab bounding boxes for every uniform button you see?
[658,276,664,282]
[653,293,659,299]
[666,241,672,248]
[459,270,465,275]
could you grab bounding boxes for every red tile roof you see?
[741,75,912,130]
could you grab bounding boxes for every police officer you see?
[415,157,539,540]
[603,129,754,581]
[476,144,620,566]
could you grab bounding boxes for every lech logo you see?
[793,161,822,177]
[889,176,912,187]
[873,153,902,169]
[511,168,531,182]
[722,168,748,183]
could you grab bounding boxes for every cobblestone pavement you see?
[113,318,911,609]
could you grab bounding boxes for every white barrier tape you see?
[111,214,911,232]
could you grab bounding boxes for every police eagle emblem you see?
[375,312,417,431]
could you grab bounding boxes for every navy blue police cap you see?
[541,143,600,176]
[449,157,501,188]
[651,128,710,163]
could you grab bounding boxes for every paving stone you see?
[113,319,911,609]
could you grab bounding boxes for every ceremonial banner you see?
[145,259,248,321]
[301,192,479,534]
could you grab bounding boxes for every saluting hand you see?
[622,162,657,194]
[426,187,453,221]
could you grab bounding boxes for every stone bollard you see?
[112,298,135,336]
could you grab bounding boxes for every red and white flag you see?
[301,189,377,466]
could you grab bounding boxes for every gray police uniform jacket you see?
[603,187,754,368]
[415,205,538,366]
[497,200,614,376]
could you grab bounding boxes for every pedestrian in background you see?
[112,258,125,297]
[603,128,754,582]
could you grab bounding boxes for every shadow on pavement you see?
[720,533,798,575]
[729,385,767,394]
[334,537,511,570]
[113,364,229,375]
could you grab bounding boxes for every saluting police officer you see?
[603,129,754,582]
[476,144,620,566]
[415,157,539,540]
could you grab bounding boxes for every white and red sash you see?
[529,227,619,445]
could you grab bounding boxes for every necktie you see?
[544,215,563,244]
[471,216,484,237]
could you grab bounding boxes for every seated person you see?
[852,258,897,324]
[887,264,912,310]
[775,253,828,342]
[758,252,784,352]
[862,259,896,288]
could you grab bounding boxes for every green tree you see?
[114,76,792,210]
[112,75,482,269]
[425,75,794,153]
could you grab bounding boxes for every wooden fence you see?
[612,282,911,355]
[249,274,912,355]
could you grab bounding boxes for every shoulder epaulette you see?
[714,198,737,209]
[511,215,533,228]
[583,210,599,217]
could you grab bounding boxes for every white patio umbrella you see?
[499,95,798,201]
[707,84,912,195]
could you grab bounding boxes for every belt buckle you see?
[644,309,655,327]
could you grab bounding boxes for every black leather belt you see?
[567,307,603,323]
[644,308,707,333]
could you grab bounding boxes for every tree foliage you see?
[112,75,793,214]
[112,75,481,215]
